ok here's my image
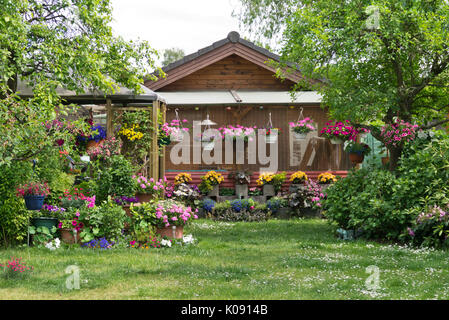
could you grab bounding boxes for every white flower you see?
[45,238,61,250]
[161,239,172,247]
[182,234,195,245]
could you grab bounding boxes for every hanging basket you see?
[265,135,278,144]
[294,132,307,140]
[349,153,365,164]
[171,130,184,142]
[330,137,344,145]
[24,195,45,211]
[203,141,215,151]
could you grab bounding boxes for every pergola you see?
[16,80,167,180]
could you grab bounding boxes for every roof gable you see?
[145,32,316,91]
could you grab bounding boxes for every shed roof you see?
[16,78,165,105]
[157,90,322,106]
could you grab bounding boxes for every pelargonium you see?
[160,119,189,140]
[87,137,122,160]
[380,119,419,148]
[289,118,316,134]
[0,257,34,277]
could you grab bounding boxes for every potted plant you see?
[30,203,65,231]
[264,128,280,144]
[344,141,371,164]
[317,172,337,191]
[289,118,316,140]
[228,170,251,198]
[289,171,308,192]
[160,119,189,143]
[16,181,50,211]
[152,200,198,239]
[256,172,276,196]
[199,171,224,197]
[320,120,358,144]
[174,172,193,185]
[134,175,168,202]
[220,125,256,143]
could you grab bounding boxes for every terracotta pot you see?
[60,228,81,244]
[349,153,364,164]
[136,193,153,203]
[86,139,103,150]
[156,225,184,239]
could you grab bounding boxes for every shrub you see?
[404,204,449,248]
[267,197,287,213]
[95,155,136,203]
[324,168,409,240]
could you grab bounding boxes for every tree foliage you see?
[0,0,162,165]
[236,0,449,169]
[162,47,185,67]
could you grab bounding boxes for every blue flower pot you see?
[24,195,45,211]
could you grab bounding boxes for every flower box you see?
[263,184,275,196]
[208,184,219,197]
[235,184,248,198]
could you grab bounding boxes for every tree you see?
[162,47,185,67]
[236,0,449,170]
[0,0,162,165]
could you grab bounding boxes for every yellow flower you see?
[317,172,337,184]
[290,171,308,183]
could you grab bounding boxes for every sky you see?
[110,0,247,64]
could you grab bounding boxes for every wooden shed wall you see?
[164,105,352,173]
[160,54,296,91]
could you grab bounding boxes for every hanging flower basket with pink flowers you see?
[320,120,359,144]
[380,119,419,148]
[289,117,316,140]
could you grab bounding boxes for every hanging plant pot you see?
[330,137,344,144]
[24,195,45,211]
[293,132,307,140]
[381,156,390,166]
[203,141,215,151]
[265,135,278,144]
[171,130,184,142]
[349,153,364,164]
[156,225,184,239]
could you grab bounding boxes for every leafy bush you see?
[324,131,449,242]
[0,162,33,247]
[266,197,287,213]
[95,155,136,203]
[78,199,127,242]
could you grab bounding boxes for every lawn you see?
[1,218,449,300]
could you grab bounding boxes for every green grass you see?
[1,218,449,299]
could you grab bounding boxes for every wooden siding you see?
[164,105,352,172]
[157,55,296,91]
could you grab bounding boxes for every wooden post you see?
[151,100,160,180]
[159,102,167,180]
[106,98,113,137]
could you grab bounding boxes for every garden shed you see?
[145,31,351,188]
[16,80,167,180]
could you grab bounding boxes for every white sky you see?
[110,0,246,65]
